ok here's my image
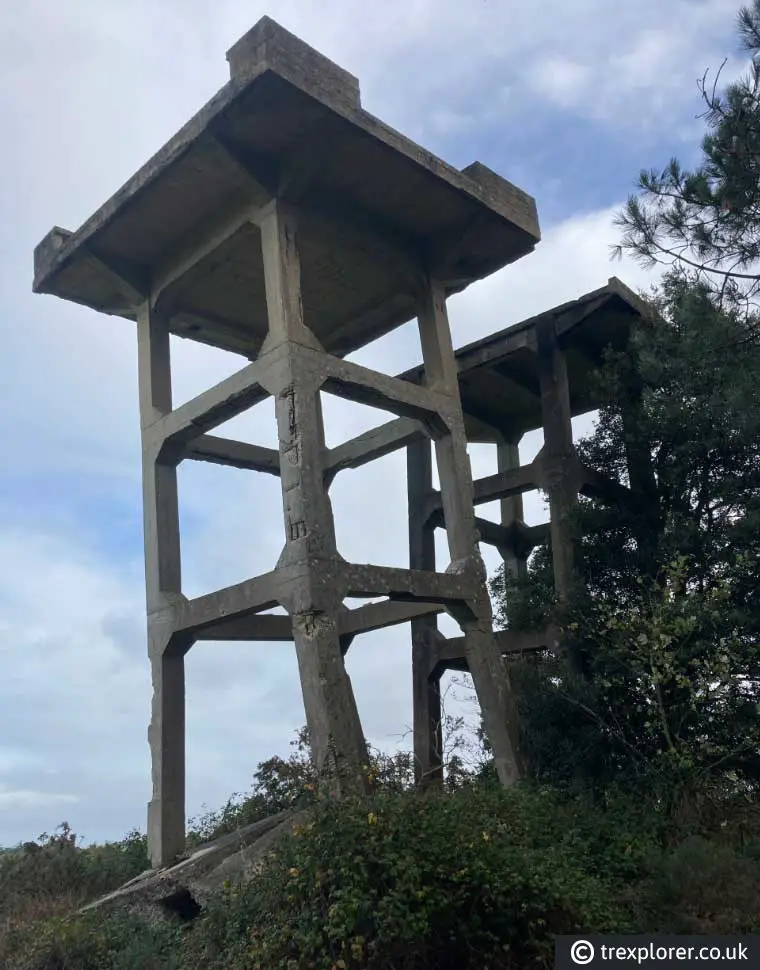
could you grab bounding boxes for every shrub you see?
[185,784,637,970]
[646,835,760,934]
[0,824,150,968]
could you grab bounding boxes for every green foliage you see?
[0,823,150,916]
[182,784,644,970]
[8,911,184,970]
[647,835,760,934]
[615,0,760,311]
[5,775,760,969]
[491,266,760,794]
[187,721,478,852]
[0,823,151,967]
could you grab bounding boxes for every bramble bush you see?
[6,773,760,970]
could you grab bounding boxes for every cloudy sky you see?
[0,0,745,847]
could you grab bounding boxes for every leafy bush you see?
[647,835,760,934]
[5,777,760,970]
[0,823,151,968]
[184,784,638,970]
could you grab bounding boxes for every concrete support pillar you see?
[536,318,579,604]
[138,305,186,869]
[536,317,589,680]
[622,391,661,579]
[147,637,185,870]
[416,278,522,786]
[496,436,528,582]
[407,436,443,786]
[260,200,369,796]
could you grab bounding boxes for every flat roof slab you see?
[401,277,657,440]
[33,17,540,359]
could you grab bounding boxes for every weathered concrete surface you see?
[404,279,658,778]
[401,276,656,443]
[80,811,303,922]
[33,18,539,360]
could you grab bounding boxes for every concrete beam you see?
[207,131,276,196]
[151,200,269,311]
[324,417,427,482]
[497,437,528,581]
[186,435,280,476]
[491,361,540,398]
[436,624,562,672]
[138,306,182,615]
[146,355,271,453]
[146,645,185,869]
[341,563,478,606]
[424,457,542,523]
[85,245,148,306]
[416,278,523,787]
[342,599,444,636]
[408,429,444,787]
[430,510,549,556]
[537,316,580,605]
[473,457,543,506]
[194,599,444,642]
[554,293,612,339]
[319,351,449,432]
[578,464,636,506]
[138,304,186,870]
[173,570,282,635]
[195,612,292,641]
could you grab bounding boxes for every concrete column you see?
[496,436,528,582]
[536,317,590,681]
[146,636,185,870]
[536,317,579,603]
[416,278,522,787]
[137,304,186,868]
[622,390,661,579]
[407,436,443,786]
[260,200,369,797]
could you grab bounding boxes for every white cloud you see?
[527,57,594,110]
[0,789,79,811]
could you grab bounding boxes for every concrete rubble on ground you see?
[79,810,305,922]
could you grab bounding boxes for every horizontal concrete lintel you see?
[425,457,543,520]
[317,350,450,431]
[324,417,427,481]
[578,464,636,506]
[186,435,280,475]
[146,356,272,453]
[435,624,562,673]
[473,458,543,505]
[341,563,478,604]
[174,570,282,634]
[193,599,445,641]
[340,599,445,636]
[195,612,291,641]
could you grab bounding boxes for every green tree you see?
[493,4,760,794]
[615,1,760,313]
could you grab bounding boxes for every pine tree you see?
[616,2,760,314]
